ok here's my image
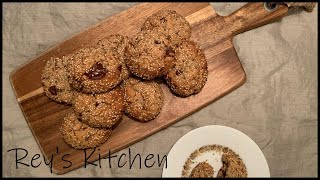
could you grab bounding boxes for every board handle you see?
[225,2,289,36]
[225,2,316,36]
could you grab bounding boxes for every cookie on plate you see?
[98,34,130,80]
[125,29,176,80]
[60,112,112,149]
[164,40,208,97]
[217,153,247,178]
[66,45,125,93]
[41,57,77,104]
[73,86,124,128]
[141,10,191,46]
[189,162,214,178]
[122,77,164,122]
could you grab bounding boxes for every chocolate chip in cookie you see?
[84,62,107,80]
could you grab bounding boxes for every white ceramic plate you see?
[162,125,270,177]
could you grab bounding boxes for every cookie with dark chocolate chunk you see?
[98,34,131,80]
[41,57,77,104]
[164,40,208,97]
[66,45,125,93]
[125,29,176,80]
[141,10,191,46]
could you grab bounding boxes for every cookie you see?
[73,86,124,128]
[164,40,208,97]
[60,112,112,149]
[189,162,214,178]
[66,45,125,93]
[141,10,191,46]
[98,34,130,80]
[217,153,247,178]
[125,29,176,80]
[41,57,77,104]
[122,77,164,122]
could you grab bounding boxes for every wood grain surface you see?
[9,2,288,174]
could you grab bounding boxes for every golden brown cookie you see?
[73,86,124,128]
[217,153,247,178]
[189,162,214,178]
[98,34,130,80]
[41,57,77,104]
[66,45,125,93]
[141,10,191,46]
[164,40,208,97]
[60,112,112,149]
[122,77,164,122]
[125,29,176,80]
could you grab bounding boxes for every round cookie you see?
[164,40,208,97]
[73,86,124,128]
[60,112,112,149]
[141,10,191,46]
[41,57,77,104]
[98,34,130,80]
[66,45,125,93]
[125,29,176,80]
[122,77,164,122]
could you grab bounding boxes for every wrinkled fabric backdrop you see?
[3,2,318,177]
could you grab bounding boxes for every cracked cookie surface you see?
[66,45,125,93]
[73,86,124,128]
[41,57,77,104]
[125,29,176,80]
[141,10,191,46]
[60,112,112,149]
[98,34,130,80]
[165,40,208,97]
[122,77,164,122]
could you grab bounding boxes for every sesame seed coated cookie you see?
[60,112,112,149]
[73,86,124,128]
[141,10,191,46]
[164,40,208,97]
[216,153,248,178]
[122,77,164,122]
[98,34,130,80]
[41,57,77,104]
[125,29,176,80]
[189,162,214,178]
[66,45,125,94]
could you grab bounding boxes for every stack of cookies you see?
[126,10,208,97]
[41,10,208,150]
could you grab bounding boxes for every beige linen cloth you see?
[3,3,317,177]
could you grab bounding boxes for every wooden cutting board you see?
[9,2,289,174]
